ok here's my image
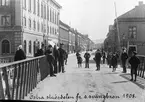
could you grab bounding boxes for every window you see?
[33,41,36,55]
[28,0,31,11]
[41,23,43,32]
[50,9,51,22]
[33,20,36,30]
[128,26,137,39]
[33,0,36,14]
[41,3,43,18]
[1,16,10,26]
[29,41,32,54]
[44,5,46,19]
[29,18,31,28]
[24,40,27,53]
[47,26,49,34]
[23,17,26,26]
[37,0,40,16]
[0,0,10,6]
[37,21,40,31]
[2,39,10,54]
[47,6,49,21]
[23,0,26,8]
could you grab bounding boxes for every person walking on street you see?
[53,45,59,74]
[111,53,118,72]
[121,48,128,73]
[129,51,140,81]
[84,50,91,68]
[76,51,80,59]
[64,51,68,65]
[102,51,106,64]
[77,54,83,68]
[46,45,56,77]
[14,45,26,61]
[94,49,102,71]
[58,43,66,73]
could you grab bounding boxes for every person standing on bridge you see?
[53,45,59,74]
[129,51,140,82]
[35,43,45,57]
[14,45,26,61]
[121,48,128,73]
[84,50,91,68]
[94,49,102,71]
[46,45,56,77]
[58,43,66,73]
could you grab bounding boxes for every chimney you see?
[139,1,143,6]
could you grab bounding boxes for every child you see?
[77,54,83,68]
[111,53,118,72]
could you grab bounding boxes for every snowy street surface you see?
[24,52,145,102]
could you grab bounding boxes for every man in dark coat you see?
[46,45,56,77]
[14,45,26,61]
[129,51,140,81]
[35,43,45,57]
[102,51,106,64]
[53,45,59,74]
[58,43,66,73]
[111,53,118,72]
[84,50,91,68]
[121,49,128,73]
[95,49,102,71]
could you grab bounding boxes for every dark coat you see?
[35,48,44,57]
[95,52,102,63]
[84,53,91,60]
[77,56,82,64]
[111,55,117,67]
[58,48,66,61]
[53,48,59,61]
[14,49,26,61]
[121,52,128,62]
[129,56,140,69]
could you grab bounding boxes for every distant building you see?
[0,0,61,57]
[116,1,145,55]
[59,20,70,52]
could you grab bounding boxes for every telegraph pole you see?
[114,2,121,52]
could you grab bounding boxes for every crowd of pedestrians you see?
[13,43,141,81]
[14,43,68,77]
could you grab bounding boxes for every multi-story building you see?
[69,28,75,53]
[59,20,70,52]
[114,1,145,55]
[0,0,61,57]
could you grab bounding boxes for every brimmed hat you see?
[60,43,64,45]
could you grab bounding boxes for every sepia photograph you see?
[0,0,145,101]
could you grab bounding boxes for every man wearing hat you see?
[129,51,140,81]
[46,45,56,77]
[58,43,67,73]
[121,48,128,73]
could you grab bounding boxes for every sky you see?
[55,0,143,41]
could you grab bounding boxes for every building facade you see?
[69,28,75,53]
[0,0,61,57]
[59,20,70,52]
[116,1,145,55]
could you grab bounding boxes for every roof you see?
[118,3,145,19]
[59,20,70,29]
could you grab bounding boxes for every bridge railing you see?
[0,55,50,100]
[136,55,145,78]
[0,56,14,64]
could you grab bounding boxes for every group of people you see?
[75,48,140,82]
[14,43,68,77]
[106,48,140,81]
